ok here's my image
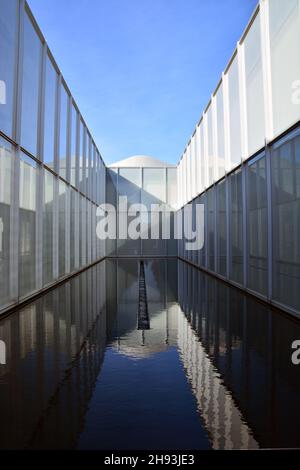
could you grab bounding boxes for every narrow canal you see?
[0,259,299,449]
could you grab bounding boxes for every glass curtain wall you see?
[142,168,166,256]
[269,0,300,137]
[20,10,42,158]
[217,180,227,277]
[198,194,206,268]
[244,13,265,156]
[58,180,67,277]
[70,188,78,273]
[272,133,300,311]
[70,103,77,187]
[0,0,18,138]
[59,84,69,180]
[0,138,13,306]
[43,169,55,285]
[19,153,37,298]
[0,1,106,313]
[230,170,244,284]
[43,55,57,168]
[247,155,268,295]
[108,166,176,257]
[207,187,215,271]
[118,168,141,256]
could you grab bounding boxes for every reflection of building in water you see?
[112,302,179,360]
[177,311,258,450]
[177,260,300,449]
[0,262,106,449]
[107,259,178,359]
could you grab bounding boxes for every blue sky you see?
[28,0,257,165]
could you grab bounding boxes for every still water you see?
[0,259,300,449]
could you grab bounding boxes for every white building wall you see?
[177,0,300,207]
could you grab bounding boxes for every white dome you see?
[109,155,176,168]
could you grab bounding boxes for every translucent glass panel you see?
[20,11,42,157]
[118,219,142,256]
[78,121,85,193]
[198,194,206,267]
[167,168,177,209]
[186,146,192,202]
[244,13,265,156]
[58,180,67,277]
[207,187,215,271]
[142,169,166,207]
[0,0,17,137]
[87,200,92,264]
[182,153,187,205]
[85,134,91,198]
[194,127,200,195]
[43,169,55,285]
[70,103,77,187]
[105,169,117,256]
[166,211,177,256]
[95,155,99,203]
[91,143,96,202]
[179,123,300,315]
[269,0,300,137]
[190,136,197,199]
[178,208,183,258]
[199,122,206,193]
[117,167,140,253]
[97,156,102,204]
[91,203,96,262]
[43,55,57,168]
[230,170,243,284]
[0,138,13,307]
[117,168,145,256]
[191,199,197,264]
[227,56,242,169]
[19,153,37,298]
[0,2,108,310]
[178,161,183,207]
[141,212,166,256]
[217,180,227,276]
[80,196,87,266]
[99,156,104,205]
[82,128,87,195]
[59,84,69,180]
[272,133,300,311]
[118,168,141,205]
[247,155,268,295]
[70,188,78,272]
[215,84,226,179]
[91,145,95,201]
[206,104,215,186]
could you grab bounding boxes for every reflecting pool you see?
[0,259,300,449]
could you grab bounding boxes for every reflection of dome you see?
[111,303,179,360]
[112,335,168,360]
[109,155,176,168]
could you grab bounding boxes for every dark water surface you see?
[0,259,300,449]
